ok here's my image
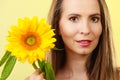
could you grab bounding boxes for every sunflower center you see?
[26,36,36,46]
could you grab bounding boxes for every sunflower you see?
[6,17,56,64]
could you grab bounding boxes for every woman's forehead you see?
[61,0,100,14]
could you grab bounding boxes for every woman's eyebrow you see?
[68,13,100,16]
[68,13,81,16]
[89,13,101,17]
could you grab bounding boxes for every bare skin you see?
[55,0,101,79]
[55,54,89,80]
[25,69,46,80]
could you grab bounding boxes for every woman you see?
[27,0,119,80]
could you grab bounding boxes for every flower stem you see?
[32,63,38,70]
[0,51,11,67]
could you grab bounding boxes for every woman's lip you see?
[76,40,92,47]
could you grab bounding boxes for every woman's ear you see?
[58,29,61,35]
[58,26,61,35]
[58,21,61,35]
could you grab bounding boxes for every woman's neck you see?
[56,51,89,80]
[65,51,89,74]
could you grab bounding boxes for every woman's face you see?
[59,0,102,55]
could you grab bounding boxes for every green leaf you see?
[45,61,55,80]
[0,51,11,67]
[38,60,45,72]
[0,56,17,80]
[32,62,38,70]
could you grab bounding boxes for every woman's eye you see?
[69,16,79,22]
[91,17,100,23]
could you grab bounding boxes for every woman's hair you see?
[48,0,118,80]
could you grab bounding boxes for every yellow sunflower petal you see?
[6,16,56,64]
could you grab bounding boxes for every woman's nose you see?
[78,20,91,35]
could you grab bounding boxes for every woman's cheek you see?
[59,24,77,37]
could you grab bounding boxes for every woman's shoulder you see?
[117,67,120,80]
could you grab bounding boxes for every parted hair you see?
[48,0,118,80]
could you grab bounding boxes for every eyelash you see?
[91,17,100,23]
[69,16,79,22]
[69,16,100,23]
